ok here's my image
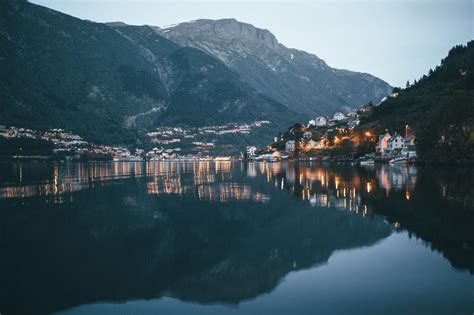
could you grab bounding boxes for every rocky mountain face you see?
[0,1,300,145]
[156,19,392,116]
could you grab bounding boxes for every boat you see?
[359,154,375,165]
[360,159,375,165]
[389,157,407,164]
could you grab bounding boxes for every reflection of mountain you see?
[1,161,473,315]
[0,162,390,315]
[169,204,389,303]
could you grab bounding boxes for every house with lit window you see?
[333,112,346,121]
[314,116,328,127]
[246,146,257,157]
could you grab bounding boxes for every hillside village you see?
[244,92,418,164]
[0,121,272,161]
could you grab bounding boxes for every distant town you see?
[0,121,272,161]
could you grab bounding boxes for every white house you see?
[333,112,346,121]
[376,132,392,156]
[303,131,312,139]
[385,134,405,156]
[285,140,296,153]
[246,146,257,157]
[314,116,328,126]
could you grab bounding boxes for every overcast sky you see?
[31,0,473,87]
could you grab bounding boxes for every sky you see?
[31,0,473,87]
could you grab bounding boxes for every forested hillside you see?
[360,41,474,162]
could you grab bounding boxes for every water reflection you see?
[0,161,472,315]
[0,161,420,206]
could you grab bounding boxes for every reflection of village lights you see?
[19,163,23,182]
[366,182,372,193]
[3,160,426,220]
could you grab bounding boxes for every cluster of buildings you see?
[0,126,89,153]
[244,95,418,163]
[308,111,360,130]
[0,126,144,161]
[146,121,271,155]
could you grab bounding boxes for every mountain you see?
[0,0,300,146]
[156,19,392,116]
[360,41,474,163]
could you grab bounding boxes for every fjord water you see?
[0,161,472,315]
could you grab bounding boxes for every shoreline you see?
[1,155,473,166]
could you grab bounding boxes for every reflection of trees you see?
[361,167,474,274]
[270,162,473,274]
[277,164,474,272]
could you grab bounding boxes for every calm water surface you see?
[0,161,473,315]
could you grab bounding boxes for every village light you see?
[366,182,372,193]
[365,131,371,137]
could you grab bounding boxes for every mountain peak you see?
[160,18,280,50]
[156,18,391,116]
